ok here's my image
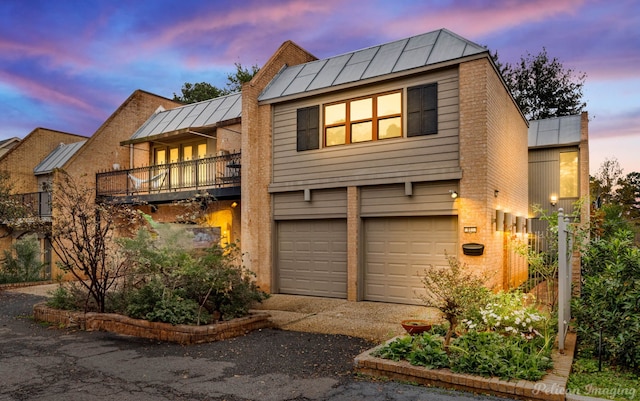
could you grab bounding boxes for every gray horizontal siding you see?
[273,188,347,219]
[361,181,458,217]
[270,68,460,192]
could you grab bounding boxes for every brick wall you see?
[0,128,85,194]
[459,58,529,290]
[242,40,317,291]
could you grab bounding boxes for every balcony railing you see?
[11,191,52,218]
[96,152,241,198]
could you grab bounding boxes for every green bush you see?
[0,235,45,284]
[126,279,206,325]
[372,331,449,369]
[449,331,553,381]
[47,283,88,311]
[118,226,268,325]
[573,229,640,371]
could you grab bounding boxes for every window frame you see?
[323,90,403,147]
[559,150,579,199]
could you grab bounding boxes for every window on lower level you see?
[559,151,578,198]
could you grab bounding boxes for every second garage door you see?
[364,216,457,304]
[276,219,347,298]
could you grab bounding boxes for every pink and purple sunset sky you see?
[1,0,638,174]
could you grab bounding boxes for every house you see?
[528,112,590,222]
[528,112,590,292]
[0,137,20,158]
[0,128,86,278]
[1,91,180,279]
[241,28,530,304]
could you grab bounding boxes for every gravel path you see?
[0,290,504,401]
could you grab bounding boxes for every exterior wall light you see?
[495,210,504,231]
[449,190,458,199]
[231,201,238,208]
[550,195,558,206]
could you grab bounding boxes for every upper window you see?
[559,151,579,198]
[407,83,437,137]
[323,91,402,147]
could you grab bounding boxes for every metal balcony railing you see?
[11,191,52,218]
[96,152,241,197]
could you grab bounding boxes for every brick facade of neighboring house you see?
[0,128,85,194]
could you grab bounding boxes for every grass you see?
[568,353,639,401]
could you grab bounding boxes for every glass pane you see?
[197,143,207,158]
[351,121,372,142]
[560,151,578,198]
[377,92,401,116]
[183,146,193,160]
[155,149,166,164]
[378,117,402,139]
[350,98,372,121]
[325,103,346,125]
[169,147,179,163]
[326,126,345,146]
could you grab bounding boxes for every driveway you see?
[0,290,504,401]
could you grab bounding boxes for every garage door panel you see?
[364,216,457,305]
[277,220,347,298]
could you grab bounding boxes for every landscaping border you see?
[354,331,576,401]
[33,303,273,344]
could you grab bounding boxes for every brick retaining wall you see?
[355,331,576,401]
[33,303,273,344]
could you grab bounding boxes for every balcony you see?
[11,191,52,219]
[96,152,241,204]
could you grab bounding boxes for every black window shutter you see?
[407,83,437,137]
[297,106,319,151]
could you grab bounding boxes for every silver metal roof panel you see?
[306,54,352,91]
[128,92,242,141]
[34,140,86,175]
[528,115,582,148]
[362,39,407,79]
[282,60,328,96]
[259,28,487,102]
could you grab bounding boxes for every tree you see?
[590,157,624,207]
[615,172,640,225]
[498,48,587,120]
[50,169,143,312]
[173,62,260,104]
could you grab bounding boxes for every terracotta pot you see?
[401,319,432,335]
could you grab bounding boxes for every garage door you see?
[364,216,457,304]
[276,219,347,298]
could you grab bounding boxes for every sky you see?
[1,0,638,175]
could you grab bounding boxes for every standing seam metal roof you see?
[258,28,488,101]
[528,115,582,148]
[34,140,87,175]
[128,92,242,141]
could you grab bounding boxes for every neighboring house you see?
[528,112,590,292]
[242,28,530,304]
[1,91,180,280]
[0,128,85,278]
[0,137,20,158]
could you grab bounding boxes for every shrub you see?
[126,279,206,325]
[419,255,492,347]
[449,331,553,381]
[47,283,89,311]
[573,229,640,370]
[0,235,45,284]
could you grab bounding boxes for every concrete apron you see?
[251,294,439,343]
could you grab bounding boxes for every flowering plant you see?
[460,291,550,340]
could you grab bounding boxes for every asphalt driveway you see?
[0,290,505,401]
